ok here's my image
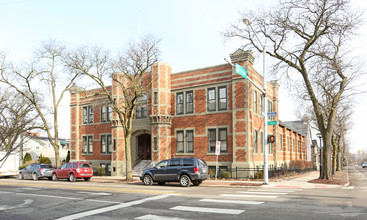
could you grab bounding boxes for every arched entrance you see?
[137,133,151,160]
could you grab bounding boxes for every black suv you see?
[140,157,209,187]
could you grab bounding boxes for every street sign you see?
[268,121,277,125]
[235,63,247,79]
[215,141,221,155]
[267,112,277,117]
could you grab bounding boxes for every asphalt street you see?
[0,167,366,220]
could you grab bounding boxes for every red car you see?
[52,161,93,182]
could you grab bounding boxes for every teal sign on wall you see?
[235,63,247,79]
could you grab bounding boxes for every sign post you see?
[215,141,221,180]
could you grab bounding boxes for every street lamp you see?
[243,18,268,185]
[316,133,322,177]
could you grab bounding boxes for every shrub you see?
[221,171,231,179]
[66,150,70,163]
[23,153,32,164]
[95,166,106,176]
[19,160,37,170]
[289,160,305,169]
[254,171,264,179]
[38,154,52,164]
[209,170,214,178]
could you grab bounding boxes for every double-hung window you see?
[207,88,216,111]
[261,131,264,154]
[83,106,94,124]
[101,134,112,154]
[101,104,113,122]
[82,135,93,154]
[218,86,227,110]
[253,90,258,114]
[176,92,184,115]
[279,134,283,151]
[186,91,194,114]
[253,130,258,154]
[176,130,194,153]
[208,128,228,153]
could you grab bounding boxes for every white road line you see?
[0,191,12,194]
[16,193,119,204]
[77,192,112,196]
[200,198,263,205]
[342,186,355,189]
[220,194,278,199]
[248,189,297,193]
[238,191,288,195]
[170,206,244,215]
[56,194,176,220]
[135,214,189,220]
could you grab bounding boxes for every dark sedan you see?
[19,163,54,180]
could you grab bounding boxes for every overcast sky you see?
[1,0,366,154]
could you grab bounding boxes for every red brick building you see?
[69,49,307,176]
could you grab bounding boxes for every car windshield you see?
[80,163,91,168]
[41,165,52,168]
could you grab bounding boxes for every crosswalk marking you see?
[238,191,288,195]
[200,198,263,205]
[220,194,278,198]
[170,206,245,215]
[135,214,189,220]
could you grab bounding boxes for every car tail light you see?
[39,169,44,171]
[194,167,199,174]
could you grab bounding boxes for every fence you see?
[208,166,317,179]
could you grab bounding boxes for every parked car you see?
[362,162,367,168]
[140,157,209,187]
[19,163,54,180]
[52,161,93,182]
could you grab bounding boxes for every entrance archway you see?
[137,134,151,160]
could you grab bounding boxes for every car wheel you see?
[158,181,165,185]
[32,173,38,181]
[69,173,76,182]
[48,177,52,180]
[180,175,191,187]
[84,177,91,182]
[193,180,202,186]
[52,173,58,181]
[19,173,24,180]
[143,174,153,186]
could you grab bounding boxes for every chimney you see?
[230,49,255,65]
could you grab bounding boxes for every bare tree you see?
[0,89,42,167]
[65,35,160,180]
[224,0,362,179]
[0,40,83,168]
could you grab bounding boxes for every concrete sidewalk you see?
[91,170,349,189]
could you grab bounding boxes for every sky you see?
[0,0,366,154]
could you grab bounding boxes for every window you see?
[176,130,194,153]
[176,92,184,115]
[287,137,290,151]
[101,134,112,154]
[88,106,94,123]
[207,88,216,111]
[169,158,180,167]
[261,131,264,153]
[176,131,184,153]
[153,137,158,151]
[82,135,93,154]
[218,86,227,110]
[268,99,273,120]
[298,140,301,152]
[186,130,194,153]
[186,91,194,114]
[136,105,147,118]
[183,158,194,166]
[83,107,88,124]
[208,129,216,153]
[253,130,258,154]
[218,128,227,152]
[280,134,283,151]
[208,128,228,153]
[260,95,264,115]
[113,139,116,151]
[154,92,157,104]
[101,104,113,122]
[253,90,258,114]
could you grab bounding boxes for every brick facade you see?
[69,49,307,176]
